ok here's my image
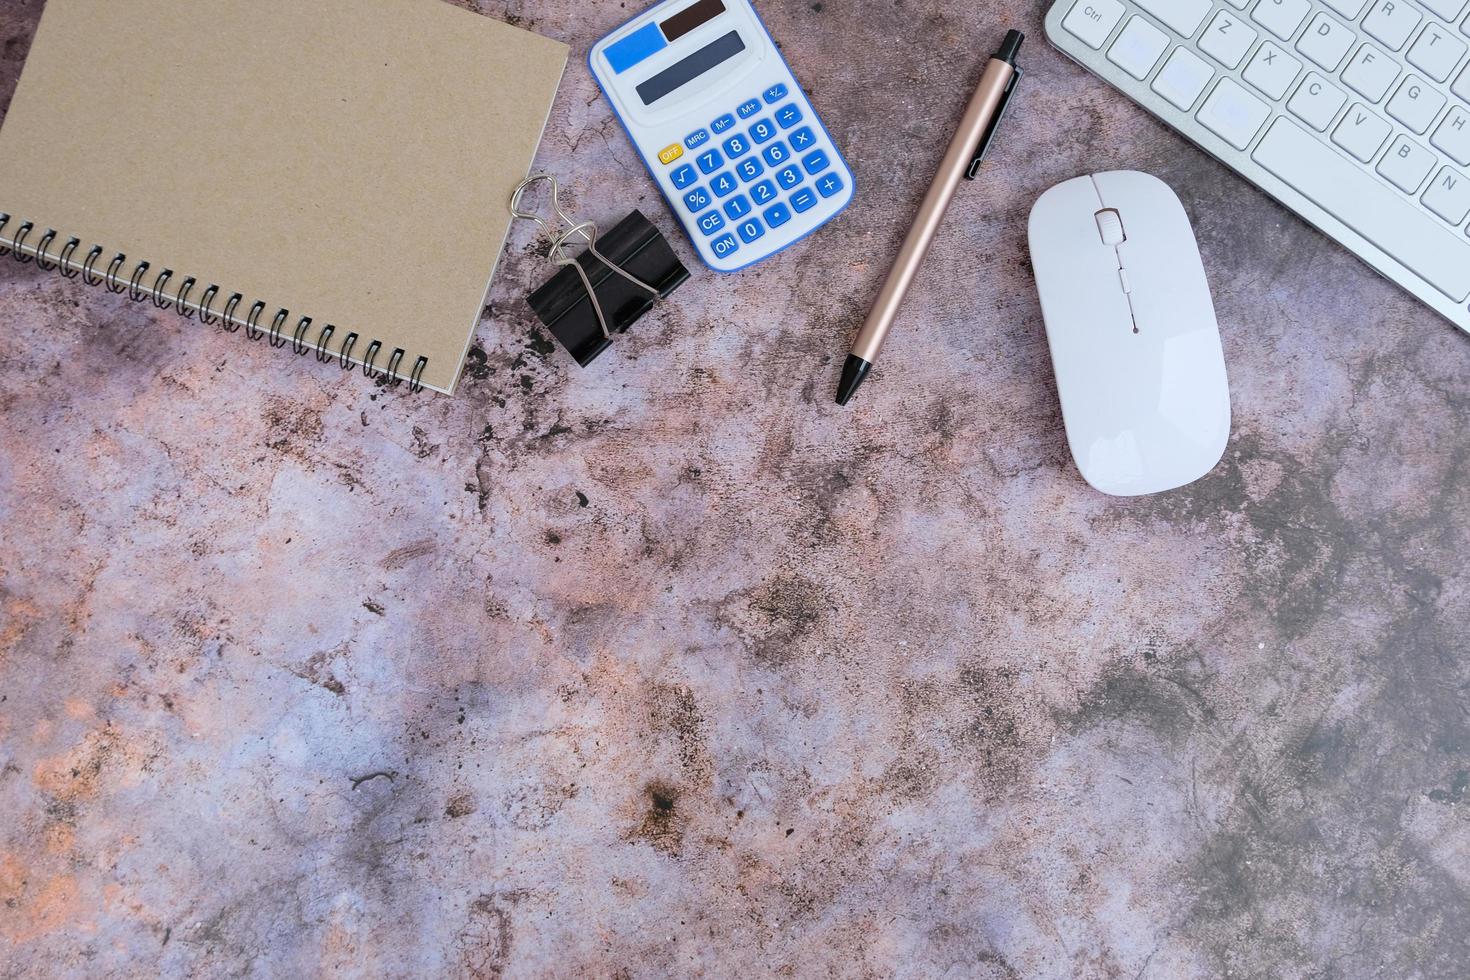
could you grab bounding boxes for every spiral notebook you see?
[0,0,568,394]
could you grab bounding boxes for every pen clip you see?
[966,65,1022,179]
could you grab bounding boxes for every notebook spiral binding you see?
[0,212,429,393]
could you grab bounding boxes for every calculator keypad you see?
[654,86,851,269]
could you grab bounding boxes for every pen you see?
[836,29,1025,406]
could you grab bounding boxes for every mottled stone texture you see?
[1,0,1468,976]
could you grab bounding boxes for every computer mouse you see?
[1027,170,1230,497]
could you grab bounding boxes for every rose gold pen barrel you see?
[835,31,1023,406]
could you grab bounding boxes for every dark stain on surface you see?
[628,780,686,856]
[1061,654,1216,743]
[716,574,830,664]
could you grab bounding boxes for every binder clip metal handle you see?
[509,174,690,367]
[511,174,661,342]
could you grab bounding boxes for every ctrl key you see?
[1063,0,1124,49]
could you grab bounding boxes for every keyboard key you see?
[1252,118,1470,300]
[764,83,789,104]
[1407,24,1466,83]
[763,142,792,166]
[1152,47,1214,109]
[1387,75,1447,133]
[1333,103,1393,160]
[670,164,698,189]
[683,186,712,211]
[791,187,819,212]
[696,148,723,173]
[1244,41,1301,99]
[750,118,778,143]
[1343,43,1401,101]
[723,133,751,159]
[775,103,804,128]
[1420,0,1466,17]
[776,163,803,189]
[802,149,831,175]
[710,232,739,259]
[696,209,726,235]
[1322,0,1369,17]
[1135,0,1211,37]
[1423,167,1470,223]
[1297,12,1354,71]
[816,172,845,198]
[751,179,778,205]
[1363,0,1420,50]
[1457,65,1470,103]
[1377,134,1437,192]
[1197,77,1270,148]
[1252,0,1310,41]
[1222,0,1249,9]
[737,217,765,243]
[658,143,684,165]
[736,156,765,182]
[685,129,710,149]
[1062,0,1125,49]
[737,98,762,118]
[1288,73,1347,130]
[711,113,737,135]
[710,171,739,197]
[1431,104,1470,164]
[724,194,752,219]
[1198,10,1256,69]
[1109,16,1171,78]
[765,202,792,228]
[789,126,818,152]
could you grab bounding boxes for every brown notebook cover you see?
[0,0,568,394]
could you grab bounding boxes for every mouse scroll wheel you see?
[1095,208,1126,246]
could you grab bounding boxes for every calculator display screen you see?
[636,30,746,105]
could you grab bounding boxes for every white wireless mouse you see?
[1027,171,1230,497]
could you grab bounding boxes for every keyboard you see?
[1045,0,1470,334]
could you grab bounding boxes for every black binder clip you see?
[511,174,689,367]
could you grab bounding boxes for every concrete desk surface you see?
[1,0,1467,976]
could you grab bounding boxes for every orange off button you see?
[657,143,684,165]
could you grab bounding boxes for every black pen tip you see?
[996,30,1025,64]
[835,355,872,406]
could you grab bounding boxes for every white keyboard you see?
[1046,0,1470,333]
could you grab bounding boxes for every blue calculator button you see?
[790,187,819,213]
[710,171,738,197]
[710,232,739,259]
[670,164,697,189]
[764,203,792,228]
[750,119,777,144]
[750,180,778,205]
[724,194,752,219]
[737,98,762,118]
[789,126,817,152]
[737,218,766,243]
[722,134,750,159]
[775,103,803,128]
[775,164,802,189]
[685,129,710,149]
[711,114,737,135]
[697,209,726,236]
[763,83,789,104]
[817,172,845,198]
[735,157,764,182]
[762,142,791,166]
[802,150,830,176]
[683,186,712,211]
[696,149,723,174]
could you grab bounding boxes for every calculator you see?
[590,0,855,273]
